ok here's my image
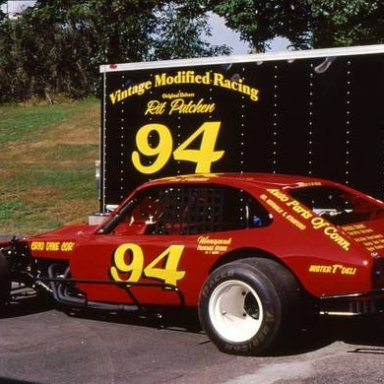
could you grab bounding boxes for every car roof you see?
[143,173,335,191]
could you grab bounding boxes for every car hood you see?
[26,224,97,259]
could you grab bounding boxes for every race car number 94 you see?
[110,243,186,286]
[132,122,224,174]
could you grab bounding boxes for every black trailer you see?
[99,44,384,211]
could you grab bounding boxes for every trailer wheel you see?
[0,251,11,307]
[198,258,300,355]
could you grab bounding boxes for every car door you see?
[70,183,272,307]
[70,185,213,307]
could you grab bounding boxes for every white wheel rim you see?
[208,280,263,343]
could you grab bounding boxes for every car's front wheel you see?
[198,258,300,355]
[0,251,11,308]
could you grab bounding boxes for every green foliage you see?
[153,0,231,59]
[0,0,229,103]
[210,0,310,51]
[311,0,384,48]
[210,0,384,51]
[2,0,382,102]
[0,1,5,23]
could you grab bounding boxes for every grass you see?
[0,103,76,144]
[0,98,100,236]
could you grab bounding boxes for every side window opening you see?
[102,189,163,236]
[149,187,225,235]
[242,194,273,229]
[290,186,384,225]
[222,189,272,231]
[104,185,272,236]
[150,186,272,235]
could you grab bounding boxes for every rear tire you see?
[198,258,301,355]
[0,250,11,307]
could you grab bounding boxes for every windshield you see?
[289,186,384,225]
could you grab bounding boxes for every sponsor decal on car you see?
[342,224,384,252]
[261,190,351,251]
[196,236,232,255]
[308,263,357,275]
[31,241,75,252]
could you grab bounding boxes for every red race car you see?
[2,173,384,355]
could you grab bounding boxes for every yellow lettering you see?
[213,73,259,101]
[286,200,313,219]
[168,98,215,115]
[267,189,289,202]
[285,214,306,230]
[309,264,357,275]
[45,242,60,251]
[324,226,350,251]
[109,81,152,105]
[110,243,185,287]
[31,241,45,251]
[311,217,328,230]
[144,100,167,115]
[61,242,75,252]
[265,198,284,214]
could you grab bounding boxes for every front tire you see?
[198,258,300,355]
[0,251,11,307]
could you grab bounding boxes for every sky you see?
[2,1,290,55]
[208,13,250,54]
[1,0,34,16]
[208,13,290,54]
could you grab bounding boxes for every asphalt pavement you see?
[2,295,384,384]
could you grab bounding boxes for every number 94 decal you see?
[132,121,224,174]
[110,243,186,287]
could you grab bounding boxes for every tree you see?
[152,0,230,60]
[209,0,384,51]
[0,0,5,23]
[209,0,309,51]
[0,0,229,102]
[311,0,384,48]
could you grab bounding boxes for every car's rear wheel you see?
[0,251,11,308]
[198,258,301,355]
